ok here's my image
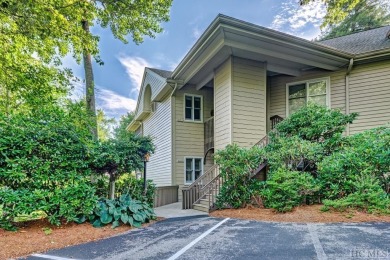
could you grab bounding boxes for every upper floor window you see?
[287,78,330,115]
[184,94,203,122]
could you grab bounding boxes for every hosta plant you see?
[89,194,156,229]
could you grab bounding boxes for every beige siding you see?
[269,70,346,122]
[349,61,390,134]
[173,85,214,201]
[269,60,390,135]
[232,57,267,147]
[143,97,172,187]
[214,57,232,150]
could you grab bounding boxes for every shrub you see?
[323,174,390,214]
[0,111,97,229]
[89,194,156,229]
[261,168,319,212]
[318,126,390,199]
[215,144,266,208]
[116,174,156,206]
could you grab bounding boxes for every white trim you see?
[183,93,204,123]
[167,218,230,260]
[285,77,331,116]
[184,157,204,185]
[31,254,78,260]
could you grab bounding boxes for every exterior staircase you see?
[182,115,283,212]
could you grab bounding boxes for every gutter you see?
[345,58,354,136]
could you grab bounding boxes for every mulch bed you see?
[210,205,390,223]
[0,218,161,259]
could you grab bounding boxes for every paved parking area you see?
[26,216,390,260]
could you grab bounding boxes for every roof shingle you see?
[147,68,173,79]
[318,25,390,54]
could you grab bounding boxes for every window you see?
[287,78,329,115]
[184,94,202,122]
[185,157,203,184]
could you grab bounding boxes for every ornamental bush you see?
[214,144,266,208]
[0,110,97,229]
[261,168,319,212]
[116,173,156,206]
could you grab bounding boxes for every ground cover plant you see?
[215,104,390,214]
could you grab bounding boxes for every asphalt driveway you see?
[25,216,390,260]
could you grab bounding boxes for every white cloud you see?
[69,81,136,119]
[271,0,325,39]
[192,26,202,39]
[117,55,152,94]
[96,88,137,112]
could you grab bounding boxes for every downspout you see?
[345,58,354,136]
[170,82,177,187]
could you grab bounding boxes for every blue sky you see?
[68,0,326,119]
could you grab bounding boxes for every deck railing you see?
[204,117,214,155]
[183,115,283,210]
[182,164,219,209]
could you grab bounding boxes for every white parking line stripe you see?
[307,223,327,260]
[31,254,79,260]
[167,218,230,260]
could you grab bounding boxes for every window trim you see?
[285,77,331,116]
[183,94,203,123]
[184,157,204,185]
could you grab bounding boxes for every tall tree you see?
[113,112,135,141]
[300,0,390,29]
[318,0,390,39]
[0,0,173,138]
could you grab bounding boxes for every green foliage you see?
[89,194,156,229]
[300,0,389,28]
[318,126,390,199]
[274,104,357,143]
[323,174,390,214]
[91,136,154,177]
[113,112,135,141]
[261,169,319,212]
[0,109,97,229]
[215,144,266,208]
[116,174,156,206]
[97,109,116,141]
[319,0,390,40]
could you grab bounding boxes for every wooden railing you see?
[204,117,214,155]
[270,115,283,130]
[182,164,219,209]
[183,115,284,210]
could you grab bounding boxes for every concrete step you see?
[193,203,209,213]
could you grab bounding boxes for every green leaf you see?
[121,214,129,224]
[133,220,142,228]
[92,219,103,228]
[112,220,120,229]
[128,216,134,226]
[100,212,113,224]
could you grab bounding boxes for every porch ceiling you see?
[174,15,352,87]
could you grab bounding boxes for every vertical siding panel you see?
[349,61,390,134]
[232,57,267,147]
[214,57,232,150]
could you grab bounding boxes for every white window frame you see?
[184,157,203,185]
[286,77,331,116]
[183,94,203,123]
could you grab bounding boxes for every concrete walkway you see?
[154,202,208,218]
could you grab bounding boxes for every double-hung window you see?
[184,94,202,122]
[185,157,203,184]
[287,78,329,115]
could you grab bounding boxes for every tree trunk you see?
[82,20,98,140]
[109,172,116,200]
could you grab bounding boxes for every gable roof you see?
[147,68,173,79]
[319,25,390,54]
